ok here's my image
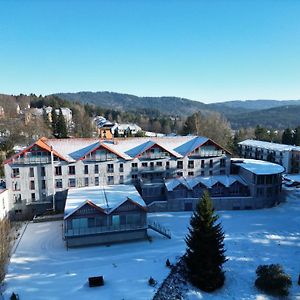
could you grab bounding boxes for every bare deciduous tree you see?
[0,218,11,282]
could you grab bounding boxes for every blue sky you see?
[0,0,300,103]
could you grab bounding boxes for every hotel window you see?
[13,194,21,203]
[131,163,138,170]
[209,170,213,176]
[94,164,99,174]
[31,193,36,201]
[29,167,34,177]
[166,161,170,169]
[84,177,89,186]
[220,158,226,168]
[84,165,89,175]
[55,179,63,189]
[107,176,114,185]
[13,181,20,191]
[29,180,35,190]
[177,161,183,169]
[69,166,76,175]
[119,163,124,172]
[188,171,194,176]
[201,170,205,176]
[209,159,213,168]
[107,164,114,173]
[188,160,194,169]
[95,177,99,186]
[55,166,62,176]
[41,166,46,177]
[12,168,20,177]
[119,175,124,184]
[142,162,148,167]
[156,161,162,166]
[131,174,138,180]
[68,178,76,187]
[177,172,183,177]
[41,180,46,190]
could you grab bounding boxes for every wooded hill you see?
[54,91,300,129]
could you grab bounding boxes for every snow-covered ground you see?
[3,189,300,300]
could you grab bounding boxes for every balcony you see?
[12,157,51,164]
[64,223,147,237]
[140,166,165,173]
[140,153,168,160]
[189,150,224,158]
[85,155,116,162]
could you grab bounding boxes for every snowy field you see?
[3,189,300,300]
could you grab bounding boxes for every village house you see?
[63,184,147,247]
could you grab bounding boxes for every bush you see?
[255,264,292,296]
[148,276,157,287]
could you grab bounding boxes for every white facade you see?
[238,139,300,173]
[4,136,231,218]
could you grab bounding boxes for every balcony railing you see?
[140,153,168,160]
[140,166,165,173]
[190,150,223,157]
[64,223,147,237]
[12,157,51,164]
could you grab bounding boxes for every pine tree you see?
[185,190,227,292]
[282,128,293,145]
[293,126,300,146]
[56,108,68,138]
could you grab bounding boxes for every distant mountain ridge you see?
[53,91,300,129]
[54,91,208,116]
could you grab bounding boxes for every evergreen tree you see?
[56,108,68,138]
[255,125,269,141]
[185,191,227,292]
[293,126,300,146]
[282,128,294,145]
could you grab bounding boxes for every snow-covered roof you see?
[174,136,209,156]
[165,175,247,191]
[94,116,114,128]
[6,135,229,164]
[232,158,285,175]
[64,185,146,219]
[283,174,300,183]
[111,123,142,132]
[238,139,300,152]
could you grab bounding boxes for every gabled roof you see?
[165,177,193,191]
[70,141,129,161]
[174,136,231,157]
[125,140,181,158]
[64,185,146,219]
[64,200,107,219]
[165,175,248,191]
[174,136,209,156]
[69,141,100,160]
[109,197,147,214]
[4,137,67,164]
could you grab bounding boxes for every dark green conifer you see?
[185,190,227,292]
